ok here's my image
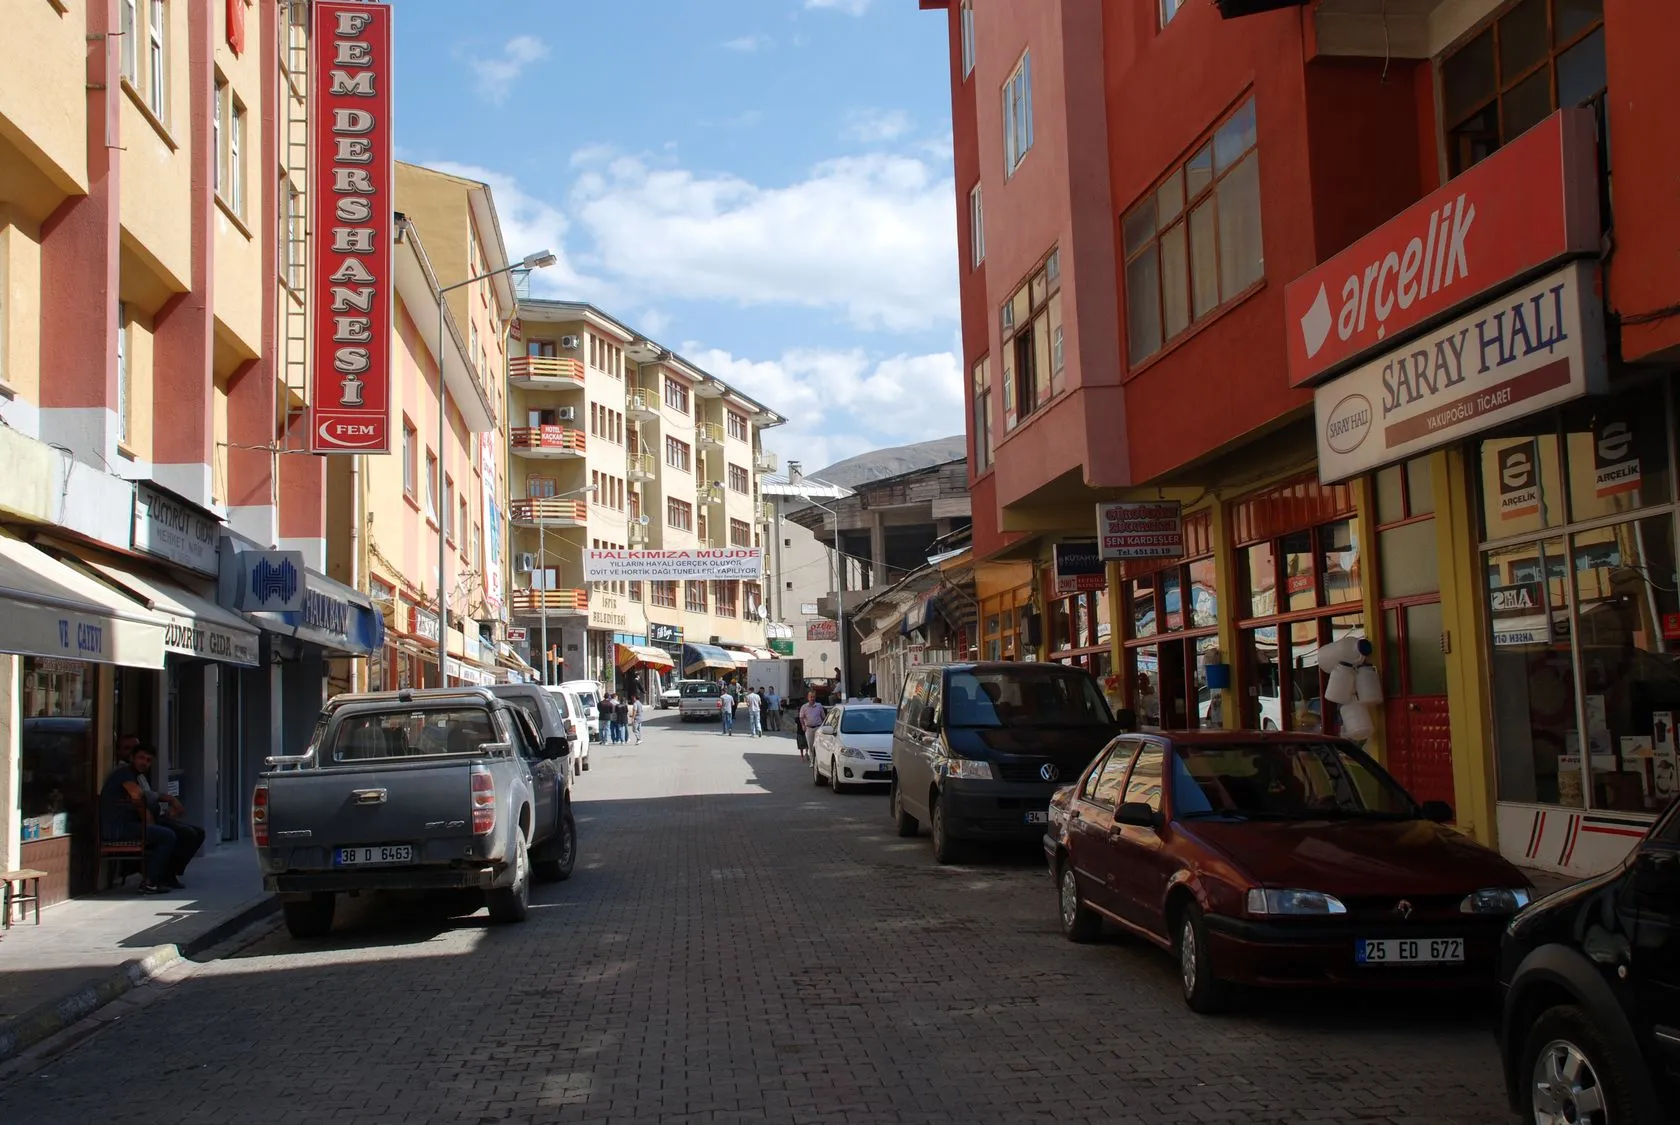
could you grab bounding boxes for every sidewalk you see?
[0,845,274,1062]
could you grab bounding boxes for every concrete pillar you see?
[869,513,886,588]
[187,664,220,847]
[0,655,20,875]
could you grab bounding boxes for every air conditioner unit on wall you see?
[560,335,580,349]
[557,406,577,422]
[516,553,537,573]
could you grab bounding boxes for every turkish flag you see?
[227,0,246,56]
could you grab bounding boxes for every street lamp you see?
[435,249,555,686]
[538,483,597,685]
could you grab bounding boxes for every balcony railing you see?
[696,421,725,447]
[697,483,725,506]
[510,426,587,457]
[510,588,588,616]
[510,498,587,526]
[757,501,777,524]
[625,388,659,419]
[508,355,586,388]
[753,450,778,473]
[627,518,650,544]
[627,452,656,480]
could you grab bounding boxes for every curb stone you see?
[0,895,278,1064]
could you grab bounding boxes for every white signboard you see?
[159,613,259,667]
[133,484,220,576]
[1315,261,1606,483]
[1097,501,1184,561]
[583,548,763,582]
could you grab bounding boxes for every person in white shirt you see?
[719,688,736,736]
[745,688,764,737]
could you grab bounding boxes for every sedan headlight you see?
[1459,887,1531,914]
[945,757,994,780]
[839,745,869,760]
[1245,889,1348,916]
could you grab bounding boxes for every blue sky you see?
[392,0,963,469]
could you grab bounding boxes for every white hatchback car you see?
[811,703,896,791]
[560,679,602,739]
[547,686,591,775]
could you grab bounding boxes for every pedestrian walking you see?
[630,697,644,744]
[611,695,629,743]
[745,687,763,737]
[765,686,781,731]
[719,686,736,735]
[797,690,826,764]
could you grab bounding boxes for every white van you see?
[548,686,591,774]
[561,679,603,739]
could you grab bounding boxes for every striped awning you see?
[616,643,675,673]
[721,649,756,668]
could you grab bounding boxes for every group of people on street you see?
[598,692,644,744]
[99,735,206,895]
[715,683,789,737]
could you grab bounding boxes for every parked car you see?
[561,679,602,739]
[679,679,723,721]
[889,662,1119,864]
[254,687,574,939]
[811,702,896,791]
[1497,796,1679,1124]
[548,686,591,774]
[658,679,689,709]
[1044,730,1533,1013]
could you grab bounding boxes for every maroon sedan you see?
[1044,731,1534,1013]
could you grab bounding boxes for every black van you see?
[890,662,1119,864]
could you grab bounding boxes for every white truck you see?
[745,658,804,702]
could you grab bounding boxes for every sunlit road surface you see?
[0,713,1510,1124]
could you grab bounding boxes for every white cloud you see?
[424,161,596,299]
[468,36,549,105]
[842,108,914,144]
[571,150,957,333]
[723,33,772,52]
[684,345,962,471]
[805,0,873,14]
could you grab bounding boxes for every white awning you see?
[0,532,165,668]
[81,560,261,667]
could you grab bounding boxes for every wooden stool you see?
[1,868,46,928]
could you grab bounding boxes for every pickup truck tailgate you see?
[265,759,482,870]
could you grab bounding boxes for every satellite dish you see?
[638,515,651,526]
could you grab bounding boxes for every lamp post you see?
[539,484,597,685]
[435,249,556,686]
[801,494,849,702]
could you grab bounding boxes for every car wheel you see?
[1176,901,1228,1014]
[930,796,960,865]
[282,892,335,939]
[535,802,576,883]
[891,778,919,837]
[1261,718,1278,731]
[487,831,530,924]
[1058,862,1100,943]
[830,756,843,793]
[1520,1005,1631,1125]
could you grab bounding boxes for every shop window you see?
[1441,0,1606,176]
[1480,429,1566,540]
[1046,587,1113,679]
[1563,386,1673,523]
[1121,514,1218,730]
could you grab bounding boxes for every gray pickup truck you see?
[254,687,576,938]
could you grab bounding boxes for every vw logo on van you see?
[1040,763,1060,782]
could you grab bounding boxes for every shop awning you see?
[80,560,261,667]
[721,648,756,668]
[739,646,774,660]
[616,643,675,673]
[0,532,165,668]
[683,642,737,675]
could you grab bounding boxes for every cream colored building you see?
[508,301,784,689]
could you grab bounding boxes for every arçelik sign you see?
[310,1,394,453]
[1285,109,1600,388]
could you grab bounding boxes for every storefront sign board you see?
[589,591,630,630]
[132,484,220,576]
[1315,261,1606,483]
[1286,109,1600,388]
[1052,542,1107,594]
[410,605,440,645]
[507,626,528,642]
[229,550,306,613]
[649,622,683,645]
[806,619,839,641]
[310,1,394,452]
[582,548,762,582]
[1096,501,1184,560]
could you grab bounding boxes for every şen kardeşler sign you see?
[310,1,393,453]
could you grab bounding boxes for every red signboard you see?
[1284,109,1599,388]
[310,1,394,453]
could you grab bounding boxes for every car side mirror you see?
[1115,802,1159,829]
[1420,800,1454,823]
[544,735,569,759]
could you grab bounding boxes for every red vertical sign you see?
[310,2,393,453]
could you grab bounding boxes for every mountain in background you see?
[800,435,966,489]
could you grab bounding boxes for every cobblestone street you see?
[0,714,1512,1124]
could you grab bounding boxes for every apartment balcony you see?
[510,498,587,528]
[508,355,586,391]
[626,388,659,421]
[510,588,589,617]
[510,426,586,459]
[627,452,656,481]
[696,421,725,448]
[695,378,727,399]
[756,501,777,525]
[753,450,778,474]
[697,482,725,506]
[628,516,651,544]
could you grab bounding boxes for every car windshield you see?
[331,707,499,762]
[944,670,1112,729]
[839,708,895,734]
[1174,741,1418,820]
[682,682,721,698]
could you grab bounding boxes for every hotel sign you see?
[1315,261,1606,483]
[1285,109,1600,388]
[310,1,394,452]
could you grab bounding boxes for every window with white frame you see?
[1160,0,1186,27]
[117,303,131,447]
[425,451,438,520]
[121,0,138,83]
[212,75,225,196]
[969,183,985,269]
[147,0,166,120]
[229,98,245,216]
[960,0,976,78]
[1003,50,1033,177]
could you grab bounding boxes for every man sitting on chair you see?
[100,746,204,894]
